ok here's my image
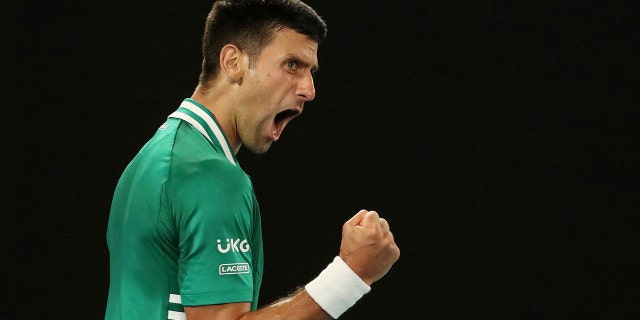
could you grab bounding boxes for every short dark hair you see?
[199,0,327,84]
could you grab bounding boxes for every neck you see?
[190,84,242,154]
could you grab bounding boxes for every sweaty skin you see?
[192,29,318,155]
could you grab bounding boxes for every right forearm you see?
[188,209,400,320]
[240,288,332,320]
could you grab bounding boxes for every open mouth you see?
[272,108,302,140]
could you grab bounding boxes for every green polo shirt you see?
[106,99,263,320]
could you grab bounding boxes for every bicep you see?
[185,302,251,320]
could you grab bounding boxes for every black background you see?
[3,1,638,319]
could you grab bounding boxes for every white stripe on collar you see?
[168,101,236,166]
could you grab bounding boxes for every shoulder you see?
[168,139,253,200]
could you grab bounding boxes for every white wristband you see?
[305,256,371,319]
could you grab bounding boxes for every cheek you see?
[241,109,270,136]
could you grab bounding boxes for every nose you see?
[297,71,316,101]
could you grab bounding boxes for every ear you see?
[219,44,246,83]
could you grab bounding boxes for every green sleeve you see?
[169,156,258,306]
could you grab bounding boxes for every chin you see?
[246,143,272,155]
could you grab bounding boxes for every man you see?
[105,1,400,319]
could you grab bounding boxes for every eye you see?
[285,60,298,71]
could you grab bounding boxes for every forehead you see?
[259,28,319,67]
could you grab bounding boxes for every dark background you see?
[3,1,638,319]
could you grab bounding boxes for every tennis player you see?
[105,1,400,319]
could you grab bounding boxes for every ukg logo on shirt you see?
[217,238,250,253]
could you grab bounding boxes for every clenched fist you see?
[339,210,401,285]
